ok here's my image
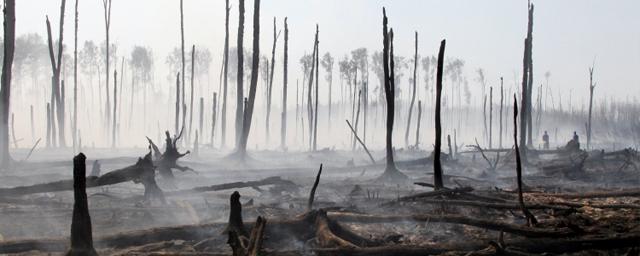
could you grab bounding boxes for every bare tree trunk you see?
[526,3,535,147]
[46,104,51,148]
[313,30,319,151]
[220,0,230,148]
[489,86,493,149]
[266,17,278,145]
[433,39,446,190]
[235,0,245,149]
[587,65,595,149]
[102,0,111,142]
[513,95,537,227]
[281,17,288,150]
[0,0,15,167]
[175,73,180,134]
[306,26,318,151]
[73,0,79,151]
[30,105,34,143]
[211,93,217,146]
[45,0,67,148]
[405,31,418,147]
[237,0,260,158]
[199,97,204,140]
[189,45,195,143]
[112,70,117,148]
[483,94,487,144]
[499,77,503,148]
[415,100,422,148]
[180,0,186,137]
[352,90,361,151]
[520,37,530,163]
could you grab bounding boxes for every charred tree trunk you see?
[433,40,446,190]
[587,65,595,149]
[307,27,318,151]
[175,73,180,135]
[499,77,504,148]
[221,0,230,149]
[72,0,78,151]
[281,17,288,150]
[66,153,97,256]
[236,0,260,158]
[30,105,34,143]
[102,0,111,141]
[179,0,186,141]
[415,100,422,148]
[266,17,278,145]
[235,0,245,149]
[45,0,67,148]
[526,3,535,147]
[520,37,530,163]
[489,86,493,149]
[405,31,418,147]
[513,95,537,227]
[313,29,319,151]
[46,104,51,148]
[0,0,16,167]
[377,9,407,182]
[199,97,204,140]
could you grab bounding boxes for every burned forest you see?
[1,1,640,255]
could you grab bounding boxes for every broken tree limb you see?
[346,120,376,164]
[308,164,323,211]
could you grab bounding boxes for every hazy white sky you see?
[15,0,640,101]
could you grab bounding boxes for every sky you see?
[14,0,640,101]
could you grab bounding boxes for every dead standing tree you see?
[306,26,318,151]
[587,64,595,149]
[265,17,280,145]
[102,0,112,141]
[433,40,446,189]
[0,0,16,168]
[220,0,230,148]
[236,0,260,159]
[46,0,67,148]
[72,0,79,151]
[281,17,288,150]
[513,95,538,226]
[405,31,418,147]
[313,27,320,151]
[66,153,98,256]
[377,8,408,182]
[188,45,195,143]
[526,3,535,147]
[235,0,245,149]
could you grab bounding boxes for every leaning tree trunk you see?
[405,31,418,147]
[433,39,446,190]
[266,17,278,145]
[0,0,16,167]
[72,0,79,152]
[220,0,230,149]
[237,0,260,158]
[281,17,288,150]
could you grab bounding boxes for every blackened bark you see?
[520,38,530,162]
[266,17,278,144]
[175,73,180,134]
[281,17,288,150]
[221,0,230,148]
[587,66,595,149]
[526,3,534,147]
[0,0,16,166]
[180,0,186,140]
[313,27,319,151]
[307,27,318,151]
[415,100,422,148]
[382,9,396,173]
[433,40,446,190]
[237,0,260,157]
[66,153,97,256]
[235,0,245,149]
[199,97,204,140]
[513,95,537,227]
[189,45,195,143]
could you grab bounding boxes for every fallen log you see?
[328,212,574,238]
[413,198,570,210]
[396,187,474,202]
[529,188,640,199]
[165,176,298,197]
